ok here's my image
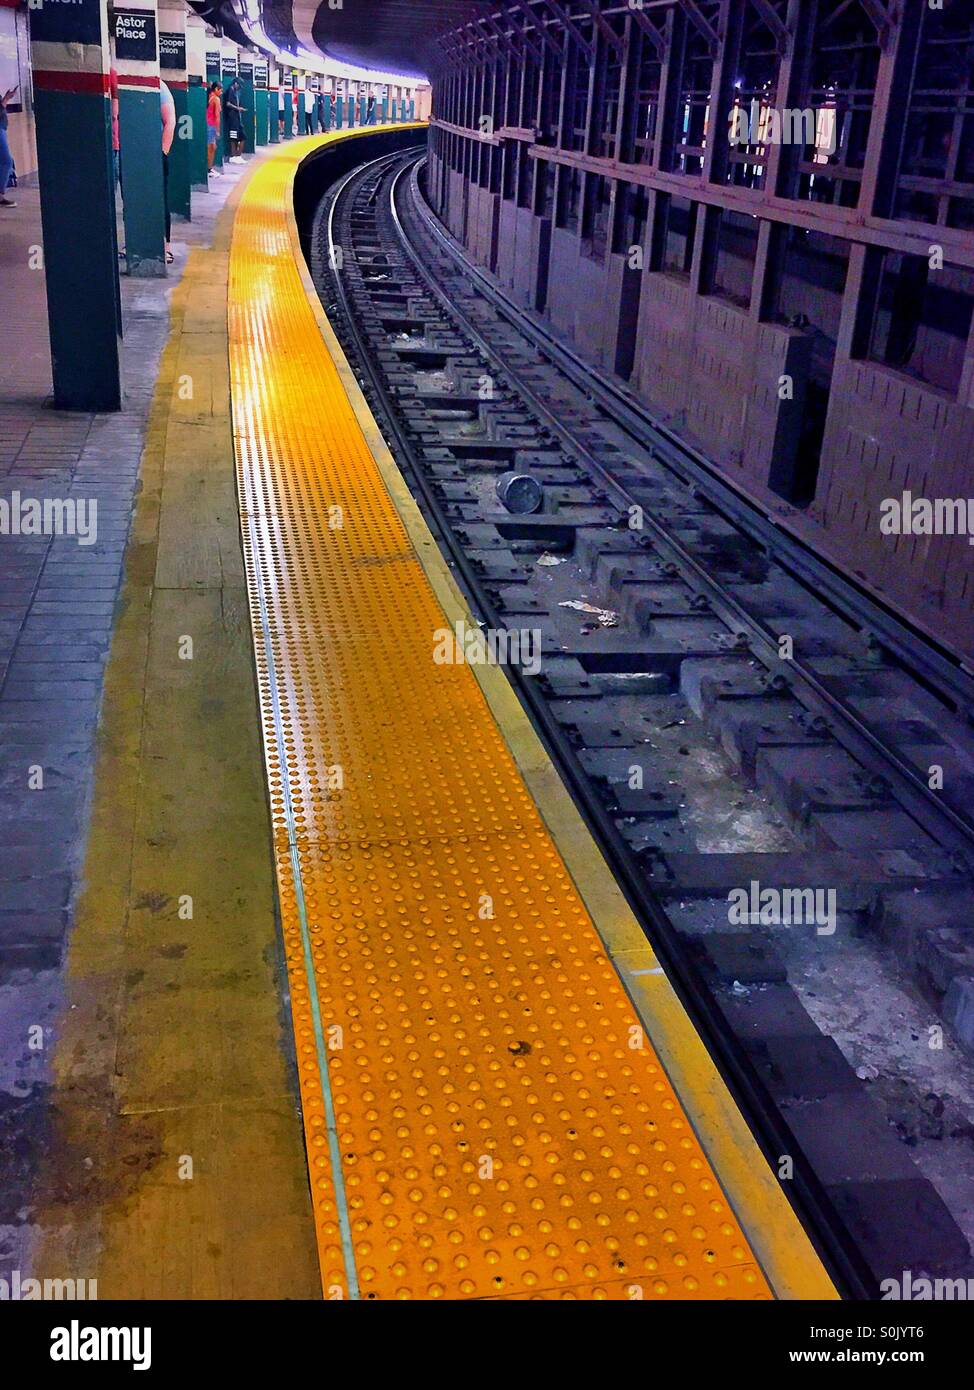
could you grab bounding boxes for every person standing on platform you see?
[223,78,245,163]
[206,81,222,173]
[0,85,18,208]
[160,78,176,264]
[304,96,314,135]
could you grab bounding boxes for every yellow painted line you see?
[230,131,837,1300]
[32,158,321,1299]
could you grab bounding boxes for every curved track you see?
[309,147,974,1297]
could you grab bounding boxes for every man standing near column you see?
[160,76,175,262]
[223,75,245,161]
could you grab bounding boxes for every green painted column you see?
[186,77,207,186]
[335,95,344,129]
[359,94,366,125]
[238,56,255,153]
[159,13,190,220]
[409,99,415,121]
[167,86,191,218]
[220,45,238,161]
[185,17,208,186]
[323,94,333,131]
[29,0,121,409]
[115,0,167,278]
[283,86,293,139]
[381,96,389,124]
[267,63,279,143]
[254,59,269,145]
[206,48,223,167]
[296,85,306,135]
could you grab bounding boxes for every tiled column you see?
[268,60,280,143]
[254,57,269,144]
[158,1,190,220]
[282,69,293,138]
[220,39,237,161]
[185,14,208,186]
[206,42,222,167]
[294,72,306,134]
[28,0,122,408]
[115,0,167,278]
[238,52,256,153]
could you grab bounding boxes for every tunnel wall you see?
[426,2,974,659]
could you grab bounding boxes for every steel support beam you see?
[574,0,624,58]
[628,6,667,59]
[859,0,893,47]
[537,0,595,59]
[507,0,564,61]
[679,0,719,55]
[748,0,791,54]
[502,3,545,63]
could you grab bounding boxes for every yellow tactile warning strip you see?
[229,132,822,1301]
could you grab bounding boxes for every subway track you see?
[310,147,974,1295]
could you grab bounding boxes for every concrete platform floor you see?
[0,155,319,1295]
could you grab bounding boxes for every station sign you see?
[114,9,157,62]
[238,59,254,81]
[159,32,186,71]
[221,54,237,77]
[254,63,268,89]
[281,71,294,89]
[30,0,103,46]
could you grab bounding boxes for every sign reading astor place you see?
[254,63,268,89]
[159,32,186,71]
[221,54,237,77]
[114,9,157,62]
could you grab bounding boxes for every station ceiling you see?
[263,0,487,80]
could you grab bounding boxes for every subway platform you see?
[0,126,839,1303]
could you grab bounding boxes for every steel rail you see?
[408,164,974,721]
[396,159,974,868]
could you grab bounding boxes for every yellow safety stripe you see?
[228,130,824,1300]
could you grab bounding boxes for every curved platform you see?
[228,132,836,1301]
